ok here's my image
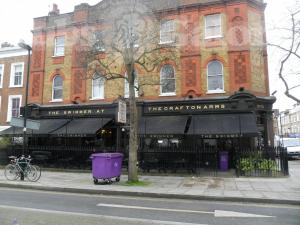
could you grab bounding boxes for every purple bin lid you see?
[91,153,123,158]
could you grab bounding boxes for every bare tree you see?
[79,0,178,182]
[268,5,300,104]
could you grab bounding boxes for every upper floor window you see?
[54,36,65,56]
[160,65,176,95]
[7,95,22,122]
[0,64,3,88]
[92,31,106,52]
[52,75,63,101]
[124,71,139,98]
[92,73,105,100]
[10,62,24,87]
[205,14,222,39]
[207,60,224,93]
[160,20,175,44]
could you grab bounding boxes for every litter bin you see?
[219,151,229,171]
[91,153,123,184]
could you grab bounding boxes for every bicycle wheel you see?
[31,165,41,182]
[26,165,39,182]
[4,164,19,181]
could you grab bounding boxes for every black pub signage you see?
[144,103,228,115]
[39,106,116,118]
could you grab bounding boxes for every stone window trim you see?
[7,95,22,122]
[52,75,63,101]
[53,36,65,57]
[204,14,222,39]
[160,20,176,45]
[160,64,176,96]
[0,64,4,88]
[206,60,225,94]
[9,62,24,88]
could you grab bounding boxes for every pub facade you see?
[1,0,288,176]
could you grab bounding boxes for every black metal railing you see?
[2,145,120,170]
[138,146,219,176]
[1,144,289,177]
[236,146,289,177]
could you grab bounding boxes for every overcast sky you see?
[0,0,298,111]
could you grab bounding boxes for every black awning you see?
[0,119,70,136]
[0,126,23,136]
[188,113,258,137]
[139,116,188,135]
[52,118,111,136]
[0,118,111,137]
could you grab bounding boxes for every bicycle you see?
[4,155,41,182]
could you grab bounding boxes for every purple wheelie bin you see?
[91,153,123,184]
[219,151,229,171]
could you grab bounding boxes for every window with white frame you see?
[205,14,222,39]
[124,71,139,98]
[160,20,175,44]
[54,36,65,56]
[7,95,22,122]
[160,65,176,95]
[9,63,24,87]
[92,73,105,99]
[52,75,63,101]
[207,60,224,92]
[0,64,4,88]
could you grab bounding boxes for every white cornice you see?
[0,47,28,59]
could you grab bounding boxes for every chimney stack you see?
[49,3,60,16]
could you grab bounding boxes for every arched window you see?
[124,70,138,98]
[160,64,175,95]
[52,75,63,101]
[207,60,224,92]
[92,73,105,99]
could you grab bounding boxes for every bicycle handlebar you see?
[9,155,32,163]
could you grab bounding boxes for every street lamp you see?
[18,40,32,157]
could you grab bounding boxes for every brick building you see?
[29,0,270,104]
[1,0,278,174]
[0,46,29,131]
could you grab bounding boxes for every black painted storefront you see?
[1,91,276,172]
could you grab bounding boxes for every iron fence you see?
[138,146,219,176]
[236,146,289,177]
[1,144,289,177]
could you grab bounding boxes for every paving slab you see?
[0,162,300,205]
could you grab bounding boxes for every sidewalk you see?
[1,162,300,205]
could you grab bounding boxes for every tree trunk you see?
[127,65,139,182]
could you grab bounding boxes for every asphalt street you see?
[0,188,299,225]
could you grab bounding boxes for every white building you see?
[279,104,300,138]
